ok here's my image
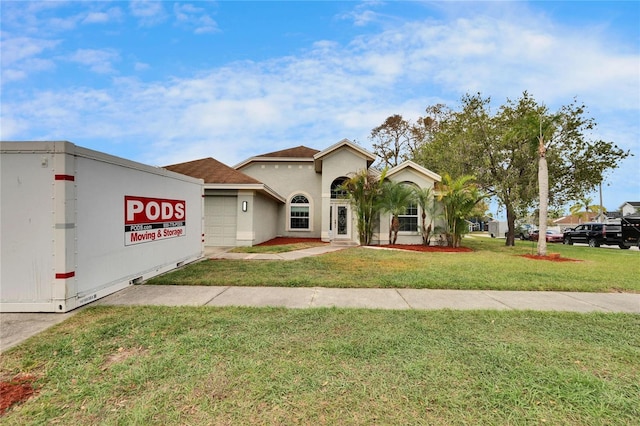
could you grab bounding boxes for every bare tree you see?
[370,114,411,168]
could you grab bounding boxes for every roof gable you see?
[164,157,261,184]
[313,138,376,172]
[313,138,375,162]
[386,161,441,182]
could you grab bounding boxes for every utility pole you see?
[598,182,603,223]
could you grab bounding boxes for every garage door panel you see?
[205,196,237,246]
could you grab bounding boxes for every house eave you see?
[204,183,285,203]
[313,138,376,173]
[234,157,315,170]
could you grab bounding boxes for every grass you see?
[2,306,638,425]
[149,236,640,292]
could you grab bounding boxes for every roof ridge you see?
[257,145,320,158]
[164,157,262,184]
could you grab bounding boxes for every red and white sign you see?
[124,196,186,246]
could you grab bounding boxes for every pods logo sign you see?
[124,196,186,246]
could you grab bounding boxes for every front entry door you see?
[331,202,351,241]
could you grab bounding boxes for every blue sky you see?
[2,1,639,215]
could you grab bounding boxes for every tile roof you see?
[553,213,599,224]
[257,145,320,158]
[164,157,262,184]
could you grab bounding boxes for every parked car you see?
[515,224,536,241]
[529,230,564,243]
[563,218,640,249]
[563,223,604,247]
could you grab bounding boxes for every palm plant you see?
[569,197,602,223]
[413,186,438,245]
[379,181,416,244]
[341,168,387,245]
[437,174,483,247]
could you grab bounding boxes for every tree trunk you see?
[505,204,516,246]
[421,212,427,245]
[537,149,549,256]
[391,216,400,244]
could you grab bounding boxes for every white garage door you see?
[204,196,237,246]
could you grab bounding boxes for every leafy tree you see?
[415,92,630,246]
[437,174,483,247]
[341,168,387,245]
[370,114,411,168]
[378,181,416,244]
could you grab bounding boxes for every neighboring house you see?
[605,211,622,220]
[554,213,600,228]
[166,138,441,247]
[619,201,640,217]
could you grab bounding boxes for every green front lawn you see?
[2,307,638,424]
[149,237,639,293]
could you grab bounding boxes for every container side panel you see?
[1,152,54,303]
[75,156,202,296]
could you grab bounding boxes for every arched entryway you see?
[329,177,352,242]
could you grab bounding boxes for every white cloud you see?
[1,69,27,83]
[67,48,120,74]
[130,0,167,26]
[173,3,219,34]
[338,1,387,27]
[0,35,59,84]
[347,15,639,113]
[82,7,123,24]
[0,35,60,65]
[1,4,637,207]
[134,62,150,71]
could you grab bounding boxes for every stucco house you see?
[619,201,640,217]
[553,213,600,228]
[165,138,441,247]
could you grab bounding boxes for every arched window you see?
[399,182,418,232]
[290,194,310,229]
[331,177,349,199]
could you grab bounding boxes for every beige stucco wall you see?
[240,161,323,238]
[236,148,442,246]
[248,192,279,245]
[383,167,439,246]
[318,148,370,243]
[203,189,280,247]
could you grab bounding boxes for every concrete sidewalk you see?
[3,243,639,352]
[3,286,639,352]
[95,285,640,313]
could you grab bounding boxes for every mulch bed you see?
[1,374,37,415]
[380,244,473,253]
[257,238,472,252]
[520,254,581,262]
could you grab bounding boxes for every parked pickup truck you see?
[563,216,640,249]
